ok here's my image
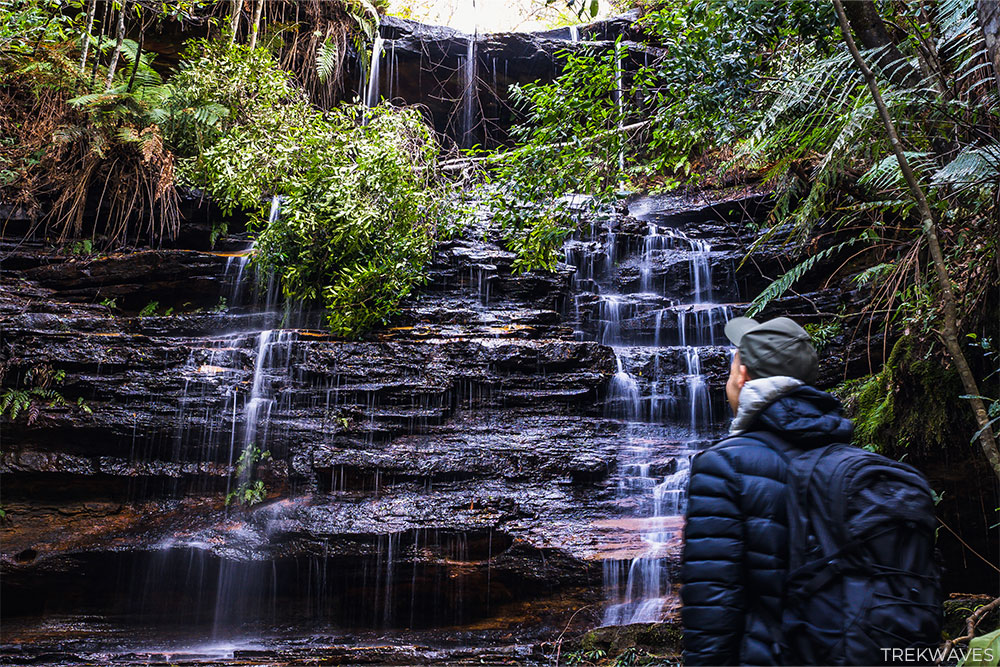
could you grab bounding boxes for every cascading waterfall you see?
[564,205,734,626]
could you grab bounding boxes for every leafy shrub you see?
[226,446,271,507]
[251,105,446,336]
[173,41,454,337]
[485,45,626,272]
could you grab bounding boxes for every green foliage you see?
[159,39,293,159]
[503,205,575,275]
[138,300,159,317]
[69,239,94,255]
[804,320,842,353]
[234,445,270,477]
[611,646,659,666]
[564,648,607,665]
[746,236,866,316]
[170,39,453,337]
[226,446,271,507]
[0,366,89,425]
[0,0,79,57]
[316,36,339,84]
[226,479,267,507]
[482,1,838,271]
[958,628,1000,667]
[485,44,626,272]
[963,335,1000,446]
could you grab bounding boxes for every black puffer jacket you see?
[680,384,853,666]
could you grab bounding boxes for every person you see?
[679,316,852,665]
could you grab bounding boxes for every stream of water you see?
[565,199,735,625]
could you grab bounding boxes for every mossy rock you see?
[574,621,682,663]
[835,336,972,457]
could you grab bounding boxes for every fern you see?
[0,390,30,421]
[853,261,896,287]
[1,387,66,424]
[931,143,1000,189]
[859,151,936,192]
[316,36,339,84]
[747,236,866,316]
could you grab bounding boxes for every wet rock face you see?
[355,14,654,148]
[0,218,627,640]
[1,189,879,661]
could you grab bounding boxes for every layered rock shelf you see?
[1,189,879,663]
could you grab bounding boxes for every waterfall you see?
[569,25,579,42]
[608,353,641,421]
[462,33,477,148]
[574,208,731,626]
[365,35,385,108]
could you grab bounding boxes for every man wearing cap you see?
[679,317,853,665]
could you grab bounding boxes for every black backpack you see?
[744,430,942,666]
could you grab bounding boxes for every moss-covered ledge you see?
[561,621,682,666]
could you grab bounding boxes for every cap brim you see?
[724,316,759,346]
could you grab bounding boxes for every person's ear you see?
[736,364,751,389]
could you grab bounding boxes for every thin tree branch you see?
[104,0,128,91]
[78,0,97,74]
[834,0,1000,483]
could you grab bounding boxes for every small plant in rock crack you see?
[225,445,271,507]
[0,365,91,425]
[138,300,159,317]
[68,239,94,256]
[565,648,607,665]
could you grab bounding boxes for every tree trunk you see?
[834,0,1000,484]
[841,0,923,89]
[230,0,242,44]
[104,1,127,90]
[248,0,264,50]
[78,0,97,74]
[127,13,144,93]
[90,0,109,87]
[977,0,1000,95]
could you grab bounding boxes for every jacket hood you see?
[730,376,853,448]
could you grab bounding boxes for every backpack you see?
[744,430,942,666]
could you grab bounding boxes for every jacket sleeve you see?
[680,447,746,666]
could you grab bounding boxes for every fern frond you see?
[931,143,1000,188]
[853,261,895,286]
[67,92,119,107]
[193,103,228,127]
[316,36,339,84]
[747,236,867,316]
[116,126,141,143]
[859,151,936,192]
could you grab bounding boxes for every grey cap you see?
[724,316,819,384]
